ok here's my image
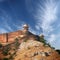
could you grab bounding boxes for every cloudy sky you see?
[0,0,60,49]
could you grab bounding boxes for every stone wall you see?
[0,33,7,43]
[0,30,23,43]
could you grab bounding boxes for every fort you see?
[0,24,37,43]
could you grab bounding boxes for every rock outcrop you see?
[14,40,60,60]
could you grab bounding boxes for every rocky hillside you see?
[0,36,60,60]
[14,40,60,60]
[0,24,60,60]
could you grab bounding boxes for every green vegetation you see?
[0,43,2,48]
[39,36,56,49]
[2,46,10,56]
[38,36,47,45]
[36,35,52,48]
[0,37,21,60]
[3,58,9,60]
[9,55,13,60]
[46,43,51,47]
[23,38,28,42]
[56,49,60,54]
[2,38,19,60]
[14,38,20,49]
[24,39,28,42]
[40,37,47,45]
[51,47,55,49]
[2,50,8,55]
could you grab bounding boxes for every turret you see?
[23,24,29,34]
[23,24,29,30]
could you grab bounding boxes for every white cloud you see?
[0,8,26,33]
[0,9,13,33]
[35,25,40,30]
[29,26,37,35]
[48,34,56,43]
[13,22,25,30]
[41,2,57,34]
[47,33,60,49]
[0,28,8,33]
[5,24,13,31]
[34,0,58,43]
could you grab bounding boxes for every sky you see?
[0,0,60,49]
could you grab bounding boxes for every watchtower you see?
[23,24,29,34]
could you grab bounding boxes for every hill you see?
[14,40,60,60]
[0,24,60,60]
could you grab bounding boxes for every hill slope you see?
[14,40,60,60]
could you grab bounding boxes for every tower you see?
[23,24,29,30]
[23,24,29,34]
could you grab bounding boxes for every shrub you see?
[14,38,20,49]
[0,43,2,48]
[2,46,10,55]
[40,37,47,45]
[3,58,9,60]
[2,50,8,55]
[24,39,28,42]
[56,50,60,54]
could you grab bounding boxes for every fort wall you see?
[0,30,23,43]
[0,24,36,43]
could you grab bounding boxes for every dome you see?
[23,24,29,28]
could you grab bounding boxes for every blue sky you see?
[0,0,60,49]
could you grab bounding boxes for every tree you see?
[37,35,52,47]
[3,58,9,60]
[39,37,47,45]
[14,38,20,49]
[56,49,60,54]
[2,44,11,56]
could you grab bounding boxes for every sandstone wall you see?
[0,30,23,43]
[0,33,7,43]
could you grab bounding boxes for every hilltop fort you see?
[0,24,39,43]
[0,24,60,60]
